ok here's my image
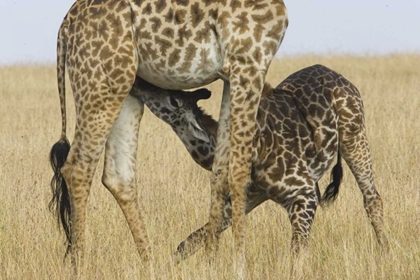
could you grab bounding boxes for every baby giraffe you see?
[130,64,388,262]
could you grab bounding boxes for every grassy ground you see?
[0,54,419,279]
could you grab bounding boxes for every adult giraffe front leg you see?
[207,66,274,278]
[206,8,288,279]
[206,82,231,256]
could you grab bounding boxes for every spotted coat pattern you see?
[50,0,288,276]
[131,65,389,262]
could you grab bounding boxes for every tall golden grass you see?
[0,54,419,279]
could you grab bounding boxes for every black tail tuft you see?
[320,151,343,207]
[49,138,72,256]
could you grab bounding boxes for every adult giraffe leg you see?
[61,91,134,274]
[52,2,141,275]
[230,66,267,277]
[102,95,150,261]
[206,62,267,278]
[206,82,231,254]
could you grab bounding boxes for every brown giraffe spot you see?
[89,6,107,18]
[165,8,174,22]
[177,44,197,73]
[233,12,249,34]
[208,8,218,19]
[175,9,187,24]
[155,37,172,56]
[230,0,242,13]
[155,0,166,14]
[261,41,277,56]
[150,17,162,32]
[162,27,175,38]
[99,45,113,61]
[244,0,268,9]
[217,10,229,27]
[190,2,204,28]
[155,58,166,71]
[194,22,214,43]
[244,64,259,77]
[105,13,124,36]
[176,0,190,6]
[252,47,263,65]
[144,3,152,14]
[252,10,274,24]
[267,20,288,41]
[176,26,193,47]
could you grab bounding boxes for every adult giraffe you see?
[49,0,288,277]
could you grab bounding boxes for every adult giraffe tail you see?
[49,18,72,256]
[320,151,343,206]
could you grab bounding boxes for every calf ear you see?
[176,88,211,103]
[187,118,210,143]
[194,88,211,100]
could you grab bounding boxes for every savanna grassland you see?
[0,54,419,279]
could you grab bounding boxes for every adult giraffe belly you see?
[135,44,224,90]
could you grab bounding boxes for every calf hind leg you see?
[340,130,389,250]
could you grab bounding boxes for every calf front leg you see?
[173,186,268,263]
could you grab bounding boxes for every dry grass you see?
[0,54,419,279]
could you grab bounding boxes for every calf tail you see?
[320,151,343,206]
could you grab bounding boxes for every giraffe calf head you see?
[168,89,213,143]
[131,78,214,143]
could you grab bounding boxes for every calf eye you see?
[170,96,181,108]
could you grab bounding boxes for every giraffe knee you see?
[102,173,136,203]
[61,161,94,193]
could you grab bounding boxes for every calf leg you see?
[173,188,268,263]
[340,129,389,250]
[282,192,318,254]
[277,189,318,279]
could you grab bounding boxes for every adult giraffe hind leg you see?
[102,95,150,261]
[56,0,140,275]
[60,79,135,274]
